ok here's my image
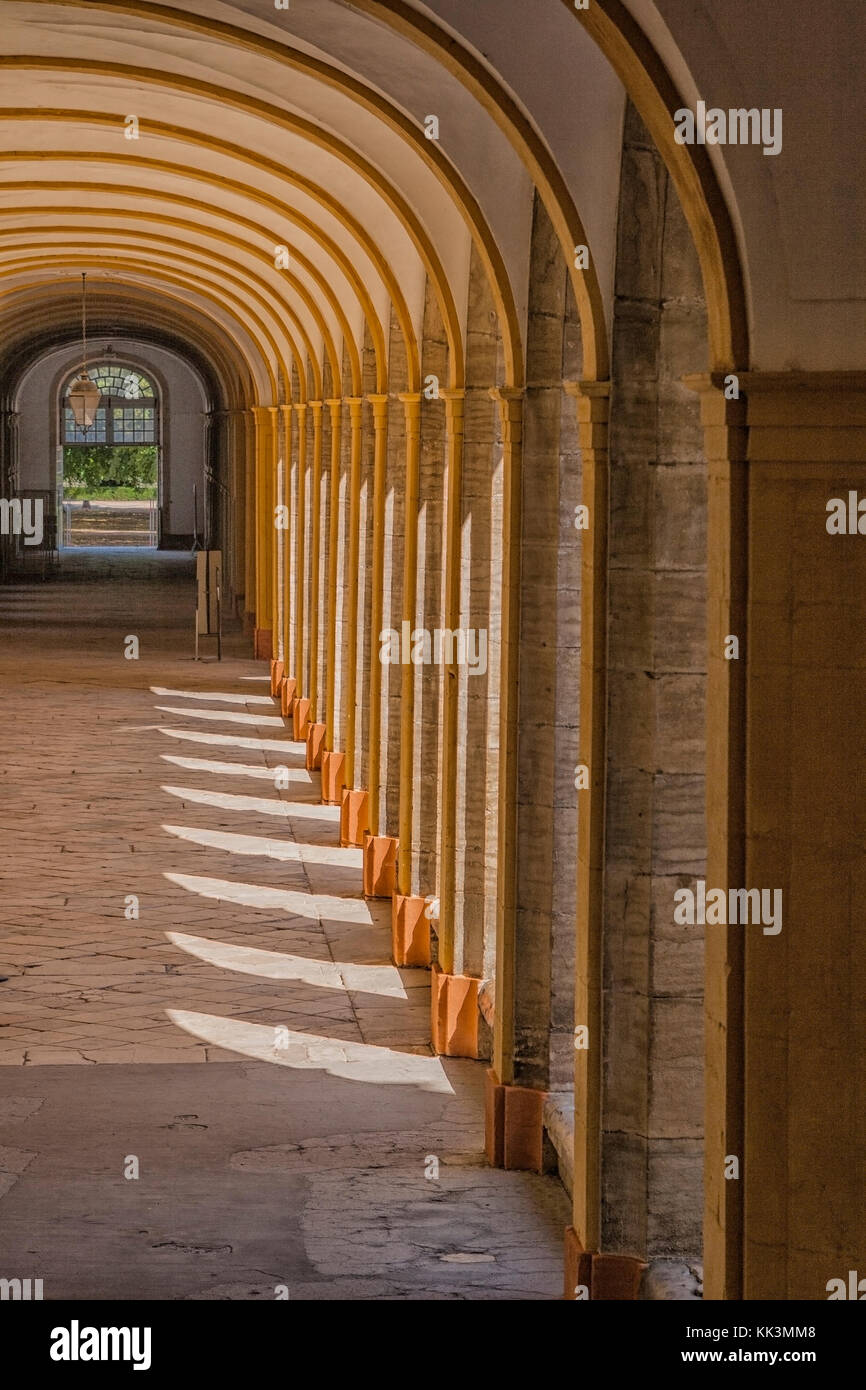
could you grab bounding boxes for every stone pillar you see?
[396,392,422,890]
[252,405,276,659]
[366,393,390,832]
[415,287,449,898]
[291,400,304,686]
[243,408,256,628]
[390,391,426,962]
[307,401,323,720]
[274,405,289,668]
[0,408,19,581]
[323,397,342,754]
[683,373,746,1301]
[432,387,479,1054]
[437,387,466,971]
[566,380,610,1265]
[342,397,364,788]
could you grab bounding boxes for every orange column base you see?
[430,963,479,1058]
[363,834,397,898]
[484,1068,548,1171]
[391,894,431,967]
[562,1229,646,1301]
[279,676,297,718]
[269,658,285,696]
[306,723,326,771]
[320,749,346,804]
[340,788,369,847]
[293,696,311,741]
[254,627,273,661]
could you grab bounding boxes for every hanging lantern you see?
[67,370,102,428]
[67,272,101,429]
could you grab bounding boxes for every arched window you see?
[62,364,159,445]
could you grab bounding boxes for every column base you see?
[430,963,479,1058]
[293,696,311,741]
[484,1069,548,1171]
[254,627,272,661]
[363,833,397,898]
[340,788,369,847]
[391,894,431,967]
[279,676,297,718]
[306,723,326,771]
[320,749,345,804]
[269,659,284,696]
[562,1229,646,1301]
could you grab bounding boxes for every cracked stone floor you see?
[0,548,569,1299]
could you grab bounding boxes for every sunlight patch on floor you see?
[165,1010,451,1093]
[166,932,407,997]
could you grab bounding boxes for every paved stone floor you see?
[0,549,569,1299]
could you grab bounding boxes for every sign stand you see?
[194,548,222,661]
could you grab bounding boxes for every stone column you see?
[252,405,276,660]
[341,397,364,789]
[430,387,480,1054]
[389,392,427,954]
[564,381,610,1285]
[307,401,323,720]
[365,393,390,835]
[243,408,256,630]
[322,397,343,765]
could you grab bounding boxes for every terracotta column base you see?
[254,627,273,661]
[320,750,346,804]
[293,696,311,741]
[340,788,369,847]
[269,659,285,696]
[391,894,431,967]
[363,833,397,898]
[562,1229,646,1300]
[430,963,479,1058]
[279,676,297,717]
[484,1069,548,1171]
[306,723,326,771]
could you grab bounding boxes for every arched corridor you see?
[0,0,863,1314]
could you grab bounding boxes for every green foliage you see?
[63,445,158,495]
[63,485,156,501]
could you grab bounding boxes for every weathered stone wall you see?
[602,100,708,1261]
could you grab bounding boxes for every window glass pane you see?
[112,406,155,444]
[64,406,107,444]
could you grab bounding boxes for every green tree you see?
[63,445,157,495]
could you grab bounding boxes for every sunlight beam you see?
[164,872,372,922]
[150,686,275,705]
[166,1010,451,1093]
[160,753,313,783]
[161,785,335,819]
[161,824,361,866]
[167,932,407,997]
[154,704,286,728]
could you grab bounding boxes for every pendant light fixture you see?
[67,273,102,429]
